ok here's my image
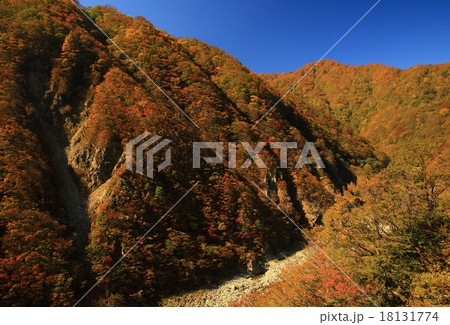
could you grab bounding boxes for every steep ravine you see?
[36,119,90,250]
[25,58,91,250]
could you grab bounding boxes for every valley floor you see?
[161,247,315,307]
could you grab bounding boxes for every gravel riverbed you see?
[161,247,314,307]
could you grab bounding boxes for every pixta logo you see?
[126,133,325,179]
[193,142,325,169]
[126,132,172,179]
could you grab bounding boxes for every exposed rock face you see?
[68,121,122,192]
[302,201,322,227]
[88,171,122,215]
[246,257,265,276]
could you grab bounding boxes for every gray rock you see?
[246,258,265,276]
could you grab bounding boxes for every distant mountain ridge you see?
[261,59,449,161]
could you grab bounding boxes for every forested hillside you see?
[0,0,382,306]
[245,58,450,307]
[261,59,449,162]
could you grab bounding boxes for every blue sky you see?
[78,0,450,74]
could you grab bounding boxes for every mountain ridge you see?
[261,58,449,161]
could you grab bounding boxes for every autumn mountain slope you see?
[0,0,382,306]
[261,59,450,161]
[249,60,450,307]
